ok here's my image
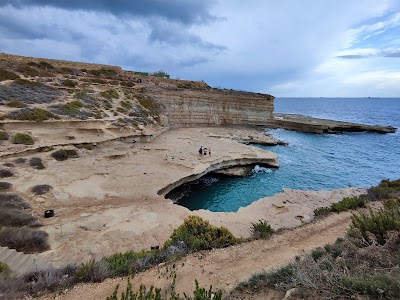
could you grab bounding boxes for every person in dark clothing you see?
[199,146,203,158]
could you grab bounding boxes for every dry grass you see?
[0,227,49,253]
[0,194,30,209]
[0,208,41,227]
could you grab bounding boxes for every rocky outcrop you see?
[266,114,396,134]
[146,87,274,127]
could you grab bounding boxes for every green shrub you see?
[351,208,400,245]
[0,261,11,277]
[6,100,27,108]
[29,157,45,170]
[105,249,161,276]
[17,65,40,77]
[31,184,52,195]
[250,219,274,239]
[0,208,41,227]
[120,100,132,110]
[314,206,331,217]
[89,68,118,78]
[13,133,34,145]
[384,199,400,210]
[0,169,14,178]
[62,79,78,87]
[367,179,400,201]
[164,216,240,251]
[0,131,8,141]
[106,277,222,300]
[311,247,325,261]
[0,68,20,81]
[0,182,12,191]
[136,95,158,114]
[11,108,59,122]
[340,274,400,299]
[51,149,79,161]
[0,227,49,253]
[57,100,83,115]
[101,89,119,99]
[331,195,367,212]
[74,259,110,283]
[37,61,54,70]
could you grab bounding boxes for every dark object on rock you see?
[29,157,45,169]
[44,210,54,218]
[31,184,52,195]
[3,162,15,168]
[14,158,27,164]
[0,169,14,178]
[150,245,160,250]
[51,149,79,161]
[0,182,12,191]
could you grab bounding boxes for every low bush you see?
[29,157,45,170]
[0,68,20,81]
[351,208,400,245]
[17,65,40,77]
[5,100,27,108]
[136,94,158,114]
[89,68,118,78]
[13,132,34,145]
[106,278,222,300]
[250,219,274,239]
[0,182,12,191]
[101,89,119,99]
[314,206,331,217]
[164,216,240,251]
[331,195,367,212]
[10,108,59,122]
[62,79,78,88]
[0,194,30,209]
[3,162,14,168]
[0,208,41,227]
[31,184,52,195]
[51,149,79,161]
[0,261,11,277]
[0,131,8,141]
[74,259,110,283]
[0,227,49,253]
[14,158,27,164]
[0,169,14,178]
[120,100,132,110]
[311,247,325,261]
[367,179,400,201]
[53,100,83,115]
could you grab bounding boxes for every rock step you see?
[0,246,53,275]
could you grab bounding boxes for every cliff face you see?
[146,87,274,127]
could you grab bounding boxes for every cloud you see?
[1,0,218,25]
[336,55,366,59]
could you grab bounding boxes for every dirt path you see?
[35,211,354,300]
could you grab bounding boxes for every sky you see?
[0,0,399,97]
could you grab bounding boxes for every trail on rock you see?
[35,211,354,300]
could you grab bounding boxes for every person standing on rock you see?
[199,146,203,158]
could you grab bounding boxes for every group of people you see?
[198,146,211,158]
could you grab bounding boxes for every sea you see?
[176,98,400,212]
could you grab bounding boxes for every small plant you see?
[101,89,119,99]
[367,179,400,201]
[164,216,240,251]
[0,208,42,227]
[29,157,45,169]
[0,169,14,178]
[0,261,11,277]
[31,184,52,195]
[0,194,30,209]
[74,259,110,283]
[10,108,59,122]
[51,149,79,161]
[56,100,83,115]
[62,79,78,87]
[314,206,331,217]
[331,195,367,212]
[13,132,34,145]
[0,182,12,191]
[311,247,325,261]
[0,227,49,253]
[17,65,40,77]
[351,208,400,245]
[250,219,274,239]
[5,100,27,108]
[0,131,8,141]
[0,68,20,81]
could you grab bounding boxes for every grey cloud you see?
[2,0,217,25]
[382,50,400,57]
[336,54,366,59]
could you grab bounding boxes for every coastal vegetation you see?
[51,149,79,161]
[12,132,34,145]
[0,131,8,141]
[0,69,19,81]
[250,219,274,239]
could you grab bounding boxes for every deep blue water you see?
[177,98,400,212]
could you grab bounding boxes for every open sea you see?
[177,98,400,212]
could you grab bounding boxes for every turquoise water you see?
[176,98,400,212]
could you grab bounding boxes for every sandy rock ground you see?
[1,126,364,270]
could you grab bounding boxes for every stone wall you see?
[0,53,122,72]
[146,87,274,126]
